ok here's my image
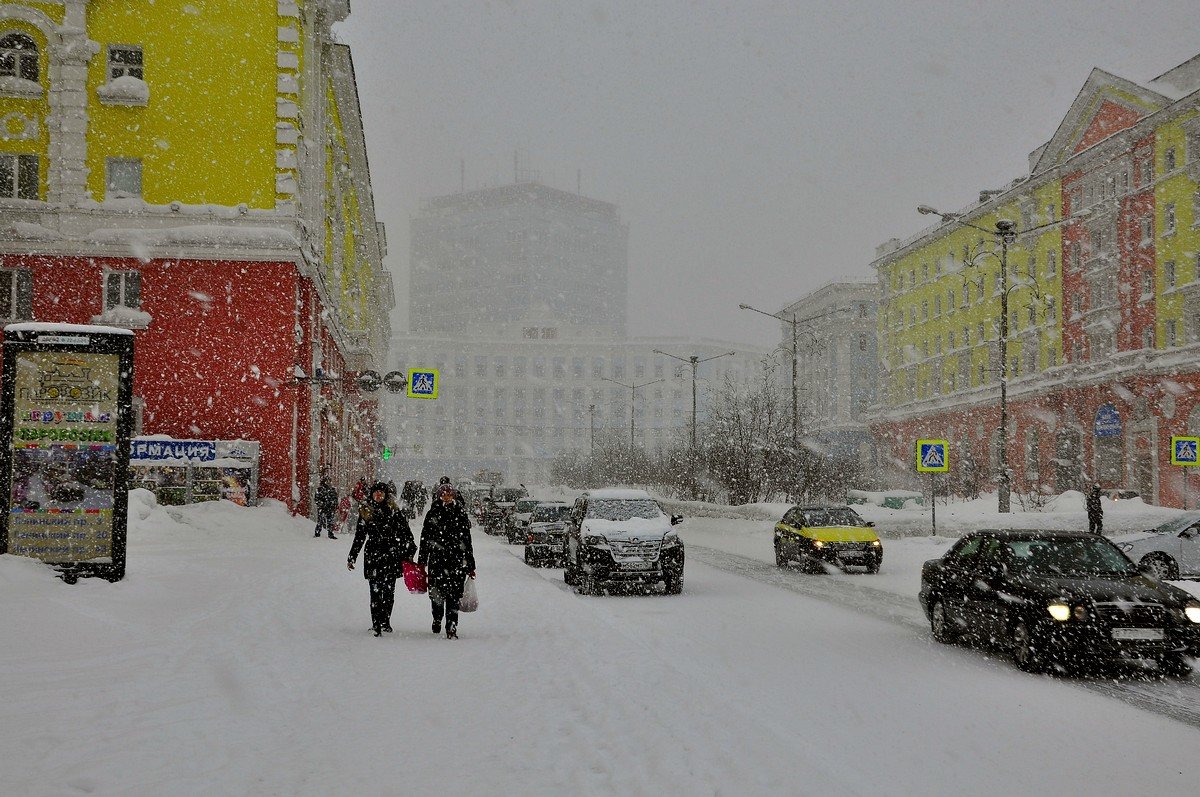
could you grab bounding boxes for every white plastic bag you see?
[458,576,479,612]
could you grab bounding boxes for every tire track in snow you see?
[689,544,1200,732]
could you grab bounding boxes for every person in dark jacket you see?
[347,481,417,636]
[420,483,476,639]
[314,476,339,539]
[1086,483,1104,535]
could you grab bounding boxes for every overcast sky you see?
[336,1,1200,348]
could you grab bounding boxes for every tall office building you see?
[409,181,628,339]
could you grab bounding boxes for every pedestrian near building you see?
[1086,484,1104,535]
[347,482,417,637]
[352,477,368,504]
[420,483,476,639]
[314,476,339,539]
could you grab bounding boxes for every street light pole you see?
[653,349,737,450]
[588,404,596,454]
[917,206,1028,513]
[601,376,664,449]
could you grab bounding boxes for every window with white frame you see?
[0,32,38,81]
[0,267,33,321]
[1165,203,1176,235]
[1141,271,1153,297]
[108,45,144,80]
[1165,147,1177,172]
[105,157,142,199]
[0,153,38,199]
[1143,327,1154,349]
[104,270,141,310]
[1165,261,1176,289]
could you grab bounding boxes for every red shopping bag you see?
[403,561,428,594]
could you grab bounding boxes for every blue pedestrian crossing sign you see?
[1171,436,1200,466]
[406,368,439,399]
[916,439,949,473]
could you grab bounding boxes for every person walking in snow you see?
[314,475,339,539]
[1086,483,1104,535]
[419,483,476,639]
[347,481,416,637]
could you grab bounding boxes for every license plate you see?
[1112,628,1163,641]
[620,561,652,571]
[549,544,563,552]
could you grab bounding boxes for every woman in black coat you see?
[347,482,416,636]
[419,484,476,639]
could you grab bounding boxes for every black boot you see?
[372,626,382,637]
[445,623,458,639]
[432,620,441,634]
[382,623,393,633]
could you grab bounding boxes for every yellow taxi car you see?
[773,504,882,573]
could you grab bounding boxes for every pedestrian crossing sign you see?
[916,439,949,473]
[406,368,439,399]
[1171,436,1200,466]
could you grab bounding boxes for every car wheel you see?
[664,570,683,595]
[579,571,599,596]
[1141,553,1179,581]
[524,548,535,566]
[1011,619,1044,673]
[865,559,881,574]
[930,600,957,644]
[1158,653,1193,678]
[774,543,787,567]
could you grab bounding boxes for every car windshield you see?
[800,508,865,527]
[586,498,662,521]
[1152,512,1200,535]
[532,505,570,522]
[494,488,527,502]
[515,499,540,512]
[1005,538,1137,578]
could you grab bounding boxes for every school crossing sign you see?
[916,439,949,473]
[406,368,439,399]
[1171,436,1200,467]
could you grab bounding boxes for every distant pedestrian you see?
[352,477,368,503]
[420,483,476,639]
[315,476,339,539]
[347,481,416,636]
[1086,483,1104,535]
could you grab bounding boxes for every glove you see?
[347,561,355,571]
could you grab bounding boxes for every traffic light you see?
[382,446,392,461]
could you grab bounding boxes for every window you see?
[0,32,38,82]
[1028,252,1037,280]
[0,267,33,321]
[1165,147,1176,172]
[1143,327,1154,349]
[104,270,141,310]
[1141,271,1153,297]
[493,357,506,378]
[474,356,487,377]
[540,327,557,339]
[522,327,538,339]
[1047,250,1057,279]
[513,357,526,378]
[1165,261,1176,289]
[108,45,144,80]
[572,358,584,378]
[1140,217,1152,242]
[0,153,38,199]
[1164,203,1176,235]
[105,157,142,199]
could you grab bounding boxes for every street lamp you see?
[652,349,737,450]
[917,204,1063,513]
[739,303,843,454]
[601,376,665,448]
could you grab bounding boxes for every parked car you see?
[1116,511,1200,580]
[506,498,543,544]
[920,529,1200,674]
[524,501,572,566]
[563,489,684,595]
[773,505,882,573]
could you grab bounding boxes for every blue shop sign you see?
[1094,403,1122,437]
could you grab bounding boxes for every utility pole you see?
[588,404,596,454]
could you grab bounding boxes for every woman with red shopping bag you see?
[347,482,416,637]
[419,483,476,639]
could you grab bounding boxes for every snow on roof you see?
[5,321,134,336]
[584,488,654,500]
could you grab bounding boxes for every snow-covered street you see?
[3,492,1200,796]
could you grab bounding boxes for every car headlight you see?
[1116,542,1133,552]
[812,540,825,549]
[662,532,680,548]
[1186,603,1200,624]
[1047,602,1071,622]
[583,535,609,549]
[870,540,881,547]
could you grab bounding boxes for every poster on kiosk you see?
[0,323,135,582]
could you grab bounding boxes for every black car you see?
[920,530,1200,674]
[523,501,572,566]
